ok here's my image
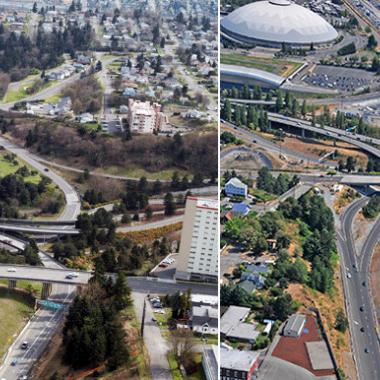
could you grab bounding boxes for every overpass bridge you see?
[0,264,92,299]
[267,113,380,159]
[0,224,79,235]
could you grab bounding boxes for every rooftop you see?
[220,347,260,372]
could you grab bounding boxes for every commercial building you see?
[283,314,307,338]
[127,99,168,134]
[221,0,338,48]
[175,197,218,282]
[225,177,248,198]
[220,347,260,380]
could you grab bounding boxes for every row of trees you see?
[63,272,131,369]
[8,117,217,178]
[256,167,299,196]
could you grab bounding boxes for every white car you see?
[68,272,79,278]
[7,268,16,272]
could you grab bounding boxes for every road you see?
[0,137,80,222]
[116,214,183,233]
[338,197,380,380]
[0,264,91,285]
[0,285,74,380]
[224,112,380,159]
[132,293,173,380]
[0,224,79,235]
[222,121,335,165]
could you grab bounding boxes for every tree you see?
[345,156,356,173]
[164,193,175,216]
[32,2,38,13]
[367,34,377,49]
[145,206,153,220]
[335,310,349,333]
[221,99,232,121]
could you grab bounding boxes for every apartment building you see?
[127,99,168,133]
[175,197,218,282]
[224,177,248,198]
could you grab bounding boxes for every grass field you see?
[0,280,42,297]
[2,80,57,104]
[0,152,42,184]
[0,288,34,356]
[221,52,303,77]
[101,165,190,181]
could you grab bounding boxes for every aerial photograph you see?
[0,1,218,380]
[220,0,380,380]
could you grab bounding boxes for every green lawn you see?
[0,153,42,184]
[250,188,277,203]
[221,52,303,76]
[2,80,57,104]
[0,280,42,297]
[101,166,190,181]
[168,353,183,380]
[0,288,34,356]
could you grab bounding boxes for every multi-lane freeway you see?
[339,197,380,380]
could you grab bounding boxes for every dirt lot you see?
[282,136,368,169]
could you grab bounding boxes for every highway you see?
[338,197,380,380]
[0,224,79,235]
[116,214,183,233]
[0,137,80,222]
[0,264,91,285]
[0,294,71,380]
[222,121,333,165]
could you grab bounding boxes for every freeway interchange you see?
[224,116,380,380]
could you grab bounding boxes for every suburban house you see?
[220,347,260,380]
[225,177,248,198]
[284,314,307,338]
[191,305,218,335]
[221,306,260,343]
[239,263,269,290]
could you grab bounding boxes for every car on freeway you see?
[362,281,366,287]
[360,327,365,332]
[347,272,352,279]
[65,274,74,279]
[11,359,17,366]
[158,263,168,268]
[44,168,49,172]
[68,272,79,278]
[21,341,28,349]
[152,317,157,322]
[365,348,370,354]
[7,268,16,272]
[360,306,364,312]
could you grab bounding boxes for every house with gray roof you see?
[221,306,259,343]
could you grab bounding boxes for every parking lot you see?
[303,65,379,92]
[150,253,178,279]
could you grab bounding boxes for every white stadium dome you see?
[221,0,339,47]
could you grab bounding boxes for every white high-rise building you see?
[175,197,218,282]
[128,99,168,134]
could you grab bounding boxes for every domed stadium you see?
[221,0,338,47]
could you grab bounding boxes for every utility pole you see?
[141,298,146,337]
